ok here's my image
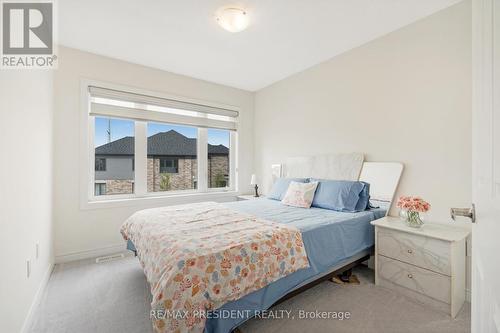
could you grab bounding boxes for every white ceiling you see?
[59,0,462,91]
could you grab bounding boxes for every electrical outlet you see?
[26,260,31,278]
[36,243,39,259]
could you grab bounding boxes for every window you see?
[94,183,106,196]
[94,117,135,196]
[208,129,230,189]
[87,85,238,201]
[160,158,179,173]
[95,158,106,171]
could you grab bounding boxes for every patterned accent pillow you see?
[281,181,319,208]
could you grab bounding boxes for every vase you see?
[399,209,424,228]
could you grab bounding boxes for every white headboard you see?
[284,153,364,180]
[359,162,404,203]
[279,156,403,212]
[279,155,403,210]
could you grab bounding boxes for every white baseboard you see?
[55,243,128,263]
[21,263,54,333]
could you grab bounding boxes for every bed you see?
[123,160,403,333]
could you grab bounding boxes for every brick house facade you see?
[146,155,229,192]
[147,157,198,192]
[208,155,229,188]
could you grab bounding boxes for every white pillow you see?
[281,181,319,208]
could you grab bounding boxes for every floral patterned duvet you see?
[120,201,310,333]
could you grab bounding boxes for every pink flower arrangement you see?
[397,196,431,213]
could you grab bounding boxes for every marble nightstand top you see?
[372,216,470,242]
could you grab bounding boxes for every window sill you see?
[80,190,239,210]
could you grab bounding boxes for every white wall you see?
[53,47,254,262]
[254,1,472,223]
[0,71,54,332]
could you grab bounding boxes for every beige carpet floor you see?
[29,256,470,333]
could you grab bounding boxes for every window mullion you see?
[89,116,96,200]
[135,121,147,196]
[198,128,208,192]
[230,131,237,191]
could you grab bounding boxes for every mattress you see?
[204,198,388,333]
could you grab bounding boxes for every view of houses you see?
[94,130,229,195]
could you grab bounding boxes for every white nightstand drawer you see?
[378,255,451,304]
[378,228,451,276]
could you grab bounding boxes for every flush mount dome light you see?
[215,7,249,32]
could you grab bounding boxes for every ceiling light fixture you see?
[215,7,249,33]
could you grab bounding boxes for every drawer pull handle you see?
[407,249,413,254]
[407,274,413,279]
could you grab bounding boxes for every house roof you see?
[95,130,229,156]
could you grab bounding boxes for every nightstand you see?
[371,216,470,318]
[236,194,265,201]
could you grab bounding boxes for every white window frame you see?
[80,79,239,209]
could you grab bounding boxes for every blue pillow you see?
[355,182,371,212]
[310,179,370,212]
[268,178,309,201]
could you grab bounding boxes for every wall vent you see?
[95,253,124,264]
